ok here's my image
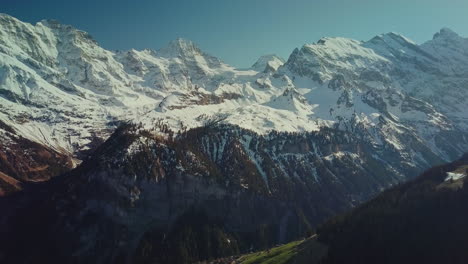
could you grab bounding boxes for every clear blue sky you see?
[2,0,468,67]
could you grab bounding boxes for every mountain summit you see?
[0,15,466,167]
[158,38,204,57]
[433,27,462,41]
[0,15,468,263]
[251,54,285,72]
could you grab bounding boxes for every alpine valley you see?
[0,13,467,263]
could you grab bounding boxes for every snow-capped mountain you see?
[1,13,466,161]
[0,10,467,196]
[251,54,285,72]
[1,13,468,263]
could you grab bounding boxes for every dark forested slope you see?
[317,153,468,264]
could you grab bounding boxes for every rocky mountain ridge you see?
[0,13,468,263]
[1,13,467,161]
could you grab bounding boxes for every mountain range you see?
[0,13,467,263]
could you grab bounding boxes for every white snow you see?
[251,54,285,72]
[445,172,466,182]
[0,13,466,169]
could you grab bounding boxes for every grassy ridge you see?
[239,236,327,264]
[240,240,301,264]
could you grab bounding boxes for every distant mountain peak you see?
[252,54,285,72]
[368,32,417,46]
[158,38,203,57]
[37,18,98,45]
[0,13,20,22]
[433,27,461,41]
[171,37,198,48]
[38,18,62,26]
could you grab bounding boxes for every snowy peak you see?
[156,37,225,73]
[421,28,468,74]
[305,37,365,52]
[368,32,417,46]
[158,38,203,58]
[0,13,21,25]
[424,28,468,54]
[0,14,123,93]
[157,38,222,64]
[39,18,98,46]
[0,13,467,168]
[265,87,310,112]
[364,32,422,56]
[432,27,462,41]
[363,31,438,64]
[284,37,389,81]
[251,54,285,72]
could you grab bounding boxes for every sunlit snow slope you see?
[0,13,467,164]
